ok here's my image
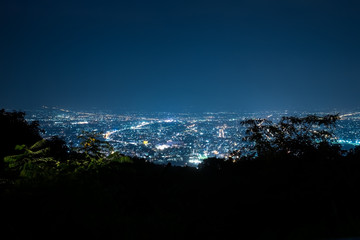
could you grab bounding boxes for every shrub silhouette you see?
[75,130,113,159]
[0,109,42,174]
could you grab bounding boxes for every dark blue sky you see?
[1,0,360,112]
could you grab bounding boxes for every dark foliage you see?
[234,114,341,160]
[0,109,42,173]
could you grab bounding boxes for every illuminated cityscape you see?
[24,106,360,166]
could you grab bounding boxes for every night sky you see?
[1,0,360,112]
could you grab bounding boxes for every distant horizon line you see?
[2,105,358,115]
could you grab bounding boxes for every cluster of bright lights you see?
[104,129,119,139]
[71,121,89,125]
[189,159,202,164]
[131,121,150,129]
[337,139,360,146]
[156,144,170,150]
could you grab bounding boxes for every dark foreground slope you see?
[2,153,360,240]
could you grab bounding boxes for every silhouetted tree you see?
[0,109,42,173]
[75,130,113,159]
[238,114,341,160]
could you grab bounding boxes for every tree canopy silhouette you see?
[235,114,341,160]
[0,109,42,173]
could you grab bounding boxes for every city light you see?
[156,144,170,150]
[26,107,360,166]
